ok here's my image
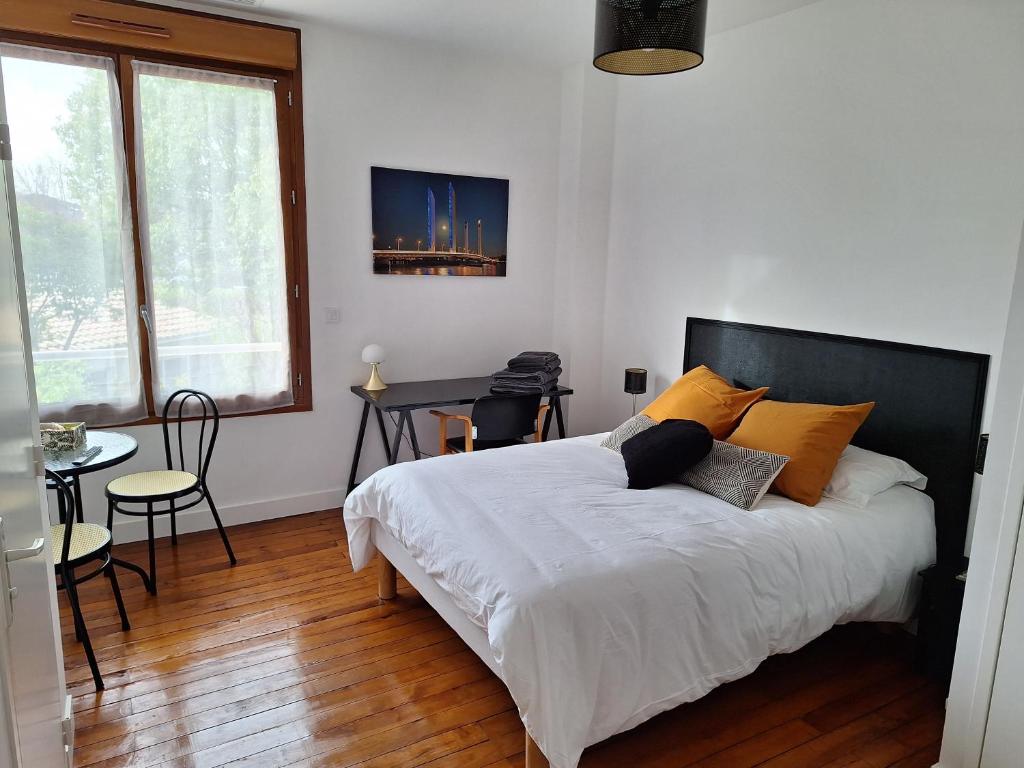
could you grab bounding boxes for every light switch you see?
[324,307,342,324]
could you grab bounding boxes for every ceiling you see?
[186,0,823,68]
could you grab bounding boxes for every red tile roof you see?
[32,293,215,352]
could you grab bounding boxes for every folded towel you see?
[492,367,562,386]
[489,382,559,395]
[507,351,561,372]
[490,360,560,395]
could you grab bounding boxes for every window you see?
[134,62,293,411]
[3,46,145,423]
[0,6,309,424]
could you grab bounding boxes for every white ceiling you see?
[188,0,823,68]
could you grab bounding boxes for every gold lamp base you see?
[363,362,388,391]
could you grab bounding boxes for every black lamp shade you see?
[594,0,708,76]
[624,368,648,395]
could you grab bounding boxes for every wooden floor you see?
[63,509,945,768]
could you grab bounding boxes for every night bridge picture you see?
[371,166,509,277]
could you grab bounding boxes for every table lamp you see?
[624,368,647,416]
[361,344,388,391]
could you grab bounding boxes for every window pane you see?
[133,61,292,412]
[2,45,145,423]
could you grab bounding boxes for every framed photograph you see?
[371,166,509,277]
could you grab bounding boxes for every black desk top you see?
[350,376,573,411]
[44,430,139,476]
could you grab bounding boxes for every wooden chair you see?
[431,394,550,455]
[105,389,236,595]
[47,470,130,691]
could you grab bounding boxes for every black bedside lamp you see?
[624,368,648,416]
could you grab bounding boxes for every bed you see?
[343,318,989,768]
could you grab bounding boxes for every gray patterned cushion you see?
[682,441,789,510]
[601,414,657,453]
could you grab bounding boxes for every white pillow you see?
[823,444,927,507]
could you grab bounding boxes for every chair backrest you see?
[45,470,76,567]
[471,394,542,441]
[162,389,220,482]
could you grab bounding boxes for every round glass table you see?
[44,430,151,592]
[45,430,139,481]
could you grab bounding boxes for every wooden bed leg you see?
[377,555,397,600]
[525,728,549,768]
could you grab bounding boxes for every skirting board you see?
[110,487,347,543]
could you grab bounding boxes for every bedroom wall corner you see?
[552,64,619,435]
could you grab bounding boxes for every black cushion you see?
[620,419,713,490]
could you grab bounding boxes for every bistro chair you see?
[105,389,236,596]
[431,394,550,455]
[47,470,130,691]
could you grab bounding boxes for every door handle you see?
[2,537,45,615]
[140,304,154,336]
[0,518,46,627]
[5,538,45,562]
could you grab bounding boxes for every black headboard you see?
[683,318,989,570]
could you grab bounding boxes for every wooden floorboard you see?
[63,509,945,768]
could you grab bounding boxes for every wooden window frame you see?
[0,2,312,425]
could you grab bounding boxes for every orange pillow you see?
[642,365,768,439]
[727,400,875,506]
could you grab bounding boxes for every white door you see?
[981,508,1024,765]
[0,60,69,768]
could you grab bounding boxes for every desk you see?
[348,377,573,492]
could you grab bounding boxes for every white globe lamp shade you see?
[361,344,386,364]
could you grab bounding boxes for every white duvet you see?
[344,434,935,768]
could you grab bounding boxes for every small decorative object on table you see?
[361,344,388,391]
[40,422,87,454]
[624,368,647,416]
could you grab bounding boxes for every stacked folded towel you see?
[506,351,560,371]
[490,351,562,394]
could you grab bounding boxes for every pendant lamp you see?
[594,0,708,76]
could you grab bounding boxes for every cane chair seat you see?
[47,469,130,692]
[107,470,198,500]
[105,388,236,598]
[51,523,111,565]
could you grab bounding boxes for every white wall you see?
[75,21,563,541]
[569,0,1024,536]
[552,64,618,435]
[595,0,1024,420]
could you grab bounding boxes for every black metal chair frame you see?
[48,470,130,691]
[105,389,236,596]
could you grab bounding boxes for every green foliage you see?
[16,68,119,351]
[34,359,88,405]
[137,73,286,346]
